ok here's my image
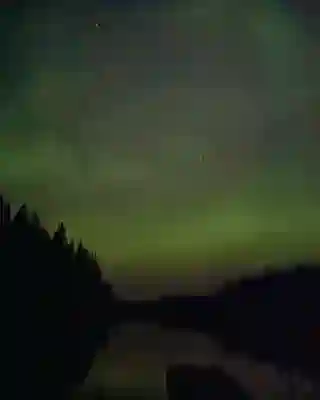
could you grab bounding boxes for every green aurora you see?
[1,0,319,296]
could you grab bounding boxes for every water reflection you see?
[82,323,316,399]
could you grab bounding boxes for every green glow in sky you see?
[1,0,319,296]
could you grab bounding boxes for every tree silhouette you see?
[203,265,320,382]
[53,221,68,246]
[0,195,115,400]
[117,265,320,395]
[151,265,320,393]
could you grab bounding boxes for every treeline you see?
[202,264,320,382]
[1,195,115,400]
[118,264,320,386]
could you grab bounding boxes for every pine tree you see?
[13,203,29,224]
[53,221,68,247]
[31,211,41,227]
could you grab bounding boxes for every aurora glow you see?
[1,0,319,297]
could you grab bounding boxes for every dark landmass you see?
[117,264,320,383]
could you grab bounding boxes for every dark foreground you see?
[3,194,320,399]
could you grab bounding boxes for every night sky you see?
[1,0,319,298]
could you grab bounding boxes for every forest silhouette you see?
[2,195,115,399]
[3,194,320,399]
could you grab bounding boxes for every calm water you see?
[80,323,316,399]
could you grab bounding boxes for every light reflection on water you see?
[80,323,316,399]
[84,323,215,399]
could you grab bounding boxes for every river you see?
[79,323,316,399]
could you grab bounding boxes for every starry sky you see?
[1,0,319,298]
